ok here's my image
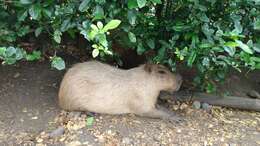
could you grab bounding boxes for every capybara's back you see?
[58,61,134,114]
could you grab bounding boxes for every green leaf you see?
[20,0,33,4]
[35,27,43,37]
[157,47,166,61]
[79,0,91,12]
[90,24,99,32]
[247,40,254,48]
[17,25,30,37]
[233,21,243,34]
[137,0,147,8]
[199,43,212,48]
[97,21,103,29]
[202,57,210,67]
[93,5,104,20]
[187,50,196,67]
[26,51,41,61]
[15,48,25,60]
[255,63,260,69]
[253,19,260,30]
[128,32,136,43]
[0,47,6,56]
[95,0,106,4]
[18,10,28,21]
[250,57,260,62]
[51,56,65,70]
[60,18,71,32]
[224,41,238,47]
[137,42,145,55]
[29,4,41,20]
[42,9,52,18]
[150,0,162,4]
[87,30,98,41]
[4,58,17,65]
[6,47,16,57]
[235,40,253,54]
[127,10,137,25]
[253,43,260,53]
[92,48,99,58]
[223,46,235,56]
[53,30,62,43]
[102,20,121,32]
[146,39,155,49]
[86,117,94,126]
[172,25,185,32]
[97,34,108,47]
[82,20,91,29]
[198,13,209,23]
[128,0,138,9]
[206,82,216,93]
[212,47,224,52]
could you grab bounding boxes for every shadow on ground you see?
[0,61,64,145]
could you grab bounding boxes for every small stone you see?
[220,137,225,142]
[36,144,46,146]
[59,136,66,142]
[97,135,105,143]
[14,73,20,78]
[67,111,81,119]
[201,102,212,112]
[180,103,188,110]
[122,137,131,144]
[66,141,82,146]
[36,138,43,143]
[107,130,112,135]
[22,108,27,113]
[83,141,89,145]
[192,101,201,109]
[172,105,179,110]
[31,116,38,120]
[49,126,65,138]
[208,124,214,128]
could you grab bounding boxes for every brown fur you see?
[58,61,183,121]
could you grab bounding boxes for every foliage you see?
[50,56,65,71]
[80,20,121,58]
[0,46,64,70]
[0,46,41,64]
[0,0,260,92]
[0,46,26,65]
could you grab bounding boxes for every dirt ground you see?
[0,61,259,146]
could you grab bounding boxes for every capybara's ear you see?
[144,63,153,73]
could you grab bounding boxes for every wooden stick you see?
[166,91,260,112]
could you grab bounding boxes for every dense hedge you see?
[0,0,260,92]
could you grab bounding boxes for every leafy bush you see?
[0,0,259,92]
[0,46,40,64]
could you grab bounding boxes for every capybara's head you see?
[144,63,182,92]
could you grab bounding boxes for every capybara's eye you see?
[158,70,166,74]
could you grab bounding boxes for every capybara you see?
[58,61,183,122]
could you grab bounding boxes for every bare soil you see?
[0,61,259,146]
